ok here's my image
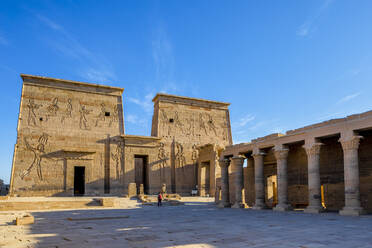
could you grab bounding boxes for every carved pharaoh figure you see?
[206,114,217,136]
[95,103,107,127]
[20,133,49,180]
[199,113,208,135]
[158,142,167,182]
[61,98,73,124]
[109,105,119,127]
[175,142,186,169]
[45,97,59,121]
[27,99,42,126]
[79,104,92,130]
[111,140,124,180]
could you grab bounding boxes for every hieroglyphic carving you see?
[109,105,119,127]
[60,98,73,124]
[174,111,184,134]
[111,140,124,180]
[95,103,107,127]
[191,144,198,163]
[27,99,42,126]
[158,142,167,182]
[45,97,59,121]
[206,113,217,136]
[175,142,186,169]
[199,113,208,135]
[20,133,49,180]
[79,104,92,130]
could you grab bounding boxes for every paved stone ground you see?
[1,198,372,248]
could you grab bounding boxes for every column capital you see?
[252,151,266,159]
[230,155,245,166]
[303,142,323,156]
[339,136,363,151]
[218,158,231,168]
[274,148,289,160]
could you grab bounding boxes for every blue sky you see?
[1,0,372,183]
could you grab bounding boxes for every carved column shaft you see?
[339,136,365,216]
[231,156,246,208]
[252,152,266,209]
[218,159,231,208]
[304,143,323,213]
[273,148,291,211]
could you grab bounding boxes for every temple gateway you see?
[10,74,232,197]
[9,74,372,216]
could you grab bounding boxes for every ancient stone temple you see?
[217,111,372,216]
[9,74,232,197]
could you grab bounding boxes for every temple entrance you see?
[266,175,277,208]
[200,161,210,196]
[135,155,148,194]
[74,166,85,196]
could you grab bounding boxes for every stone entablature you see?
[223,109,372,156]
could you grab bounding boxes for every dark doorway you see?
[74,166,85,196]
[135,155,149,194]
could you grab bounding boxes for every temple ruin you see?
[9,74,232,197]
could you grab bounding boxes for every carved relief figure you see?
[109,105,119,127]
[191,144,198,163]
[79,104,92,130]
[174,111,184,133]
[160,109,171,135]
[61,98,73,124]
[158,142,167,182]
[222,120,229,141]
[27,99,42,126]
[111,140,124,180]
[20,133,49,180]
[199,113,208,135]
[206,114,217,136]
[175,142,186,169]
[95,103,107,127]
[45,97,59,121]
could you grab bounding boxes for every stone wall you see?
[151,94,231,195]
[10,75,124,196]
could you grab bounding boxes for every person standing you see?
[158,192,163,207]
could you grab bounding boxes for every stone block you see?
[128,183,137,198]
[16,215,34,225]
[100,198,116,207]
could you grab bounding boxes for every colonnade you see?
[218,134,366,216]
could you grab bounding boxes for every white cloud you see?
[152,25,174,82]
[337,92,361,104]
[297,0,335,37]
[126,92,155,114]
[126,114,147,126]
[36,14,116,83]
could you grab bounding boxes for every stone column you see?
[218,158,231,208]
[231,156,247,208]
[303,142,324,213]
[339,135,366,216]
[252,151,266,210]
[273,147,292,211]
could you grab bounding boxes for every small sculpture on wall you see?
[79,104,92,130]
[158,142,167,182]
[95,103,107,127]
[61,98,73,124]
[199,113,208,135]
[45,97,59,121]
[175,142,186,169]
[111,140,124,180]
[20,133,49,180]
[27,99,42,126]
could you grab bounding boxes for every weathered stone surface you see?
[16,215,34,225]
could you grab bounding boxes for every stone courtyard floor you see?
[1,197,372,248]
